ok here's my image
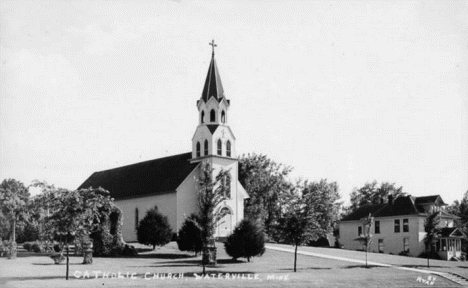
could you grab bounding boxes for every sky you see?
[1,0,467,204]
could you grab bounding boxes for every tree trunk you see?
[365,245,368,268]
[8,219,17,259]
[153,244,155,250]
[82,239,93,264]
[294,244,298,272]
[66,242,69,280]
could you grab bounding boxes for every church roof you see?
[201,55,225,102]
[78,152,198,200]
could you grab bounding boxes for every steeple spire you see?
[201,40,225,103]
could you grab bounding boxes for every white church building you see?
[79,44,249,242]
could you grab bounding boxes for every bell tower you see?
[191,40,236,161]
[190,41,247,237]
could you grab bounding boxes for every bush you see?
[418,251,441,260]
[23,243,32,251]
[224,219,265,262]
[137,206,173,250]
[177,214,203,255]
[16,224,39,243]
[398,250,409,256]
[53,244,62,253]
[31,242,42,253]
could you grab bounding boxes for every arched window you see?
[210,109,216,122]
[135,208,139,230]
[201,110,205,123]
[222,174,231,199]
[226,140,231,157]
[220,207,232,216]
[204,139,208,156]
[217,139,222,155]
[221,110,226,123]
[196,141,201,157]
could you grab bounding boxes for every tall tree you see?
[447,190,468,253]
[276,179,339,272]
[196,161,230,275]
[423,212,440,268]
[0,179,30,259]
[239,153,293,236]
[31,184,116,279]
[137,206,173,250]
[346,181,405,214]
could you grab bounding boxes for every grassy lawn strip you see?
[0,242,458,288]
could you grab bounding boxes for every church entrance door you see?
[217,207,232,237]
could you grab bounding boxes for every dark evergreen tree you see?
[224,219,265,262]
[177,214,203,255]
[137,206,172,250]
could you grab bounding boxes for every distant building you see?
[79,45,249,242]
[338,195,465,260]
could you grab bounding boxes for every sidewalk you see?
[266,244,468,286]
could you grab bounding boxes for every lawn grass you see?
[0,242,461,288]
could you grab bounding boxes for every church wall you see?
[210,157,242,233]
[176,165,201,232]
[115,192,177,242]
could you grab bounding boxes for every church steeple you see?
[192,41,236,161]
[201,55,225,102]
[200,40,226,103]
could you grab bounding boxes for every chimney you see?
[388,195,394,205]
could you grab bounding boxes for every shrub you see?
[31,242,42,253]
[398,250,409,256]
[417,251,441,260]
[53,244,62,253]
[23,243,32,251]
[177,214,203,255]
[224,219,265,262]
[137,206,173,250]
[16,224,39,243]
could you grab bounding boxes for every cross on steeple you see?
[209,39,217,56]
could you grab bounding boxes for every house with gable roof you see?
[338,194,465,260]
[79,43,249,242]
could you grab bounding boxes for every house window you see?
[403,219,409,232]
[210,109,216,122]
[375,221,380,234]
[226,140,231,157]
[217,139,222,155]
[196,141,201,157]
[358,226,362,236]
[204,139,208,156]
[403,238,409,253]
[201,110,205,123]
[378,239,384,253]
[135,208,139,230]
[394,219,400,233]
[221,110,226,123]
